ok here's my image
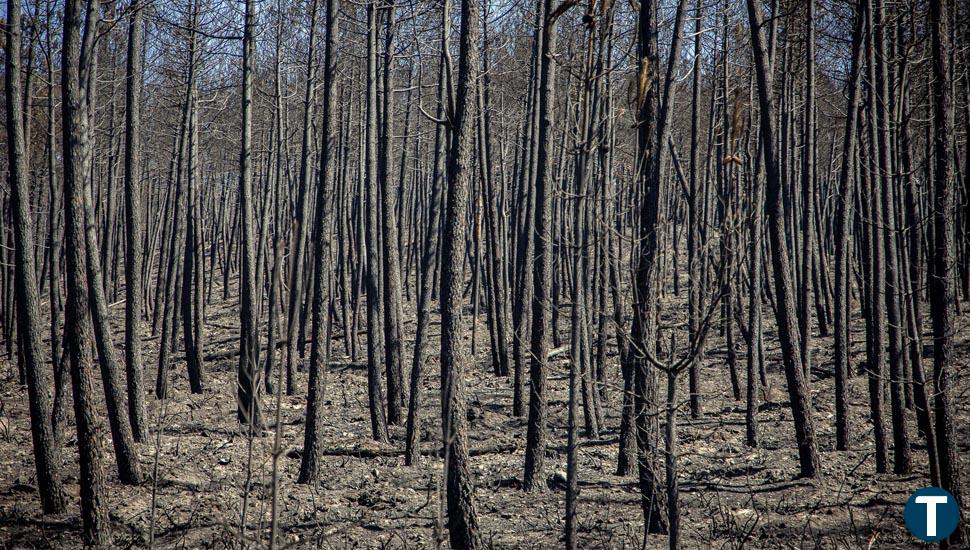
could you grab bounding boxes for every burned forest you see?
[0,0,968,547]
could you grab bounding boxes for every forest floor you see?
[0,278,968,549]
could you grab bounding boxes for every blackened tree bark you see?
[379,0,406,425]
[439,0,482,545]
[238,0,264,429]
[687,0,704,420]
[364,0,390,442]
[73,1,144,487]
[62,0,110,542]
[405,0,452,466]
[523,0,559,492]
[833,0,866,452]
[747,104,765,449]
[82,138,146,485]
[862,0,888,472]
[628,0,679,534]
[285,0,319,397]
[181,0,204,395]
[4,0,67,514]
[122,0,149,441]
[745,0,820,479]
[928,0,965,538]
[628,0,689,536]
[872,0,910,474]
[298,0,340,484]
[799,0,816,385]
[511,3,543,419]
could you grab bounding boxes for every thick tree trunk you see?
[928,0,965,539]
[62,0,111,543]
[439,0,482,545]
[4,0,68,514]
[523,0,558,492]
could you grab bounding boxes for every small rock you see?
[547,470,568,491]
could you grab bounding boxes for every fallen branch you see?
[680,478,814,494]
[288,442,517,459]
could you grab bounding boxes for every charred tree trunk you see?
[928,0,965,537]
[745,0,821,479]
[61,0,111,542]
[298,0,339,484]
[238,0,264,429]
[4,0,68,514]
[523,0,559,492]
[364,0,390,443]
[122,0,149,442]
[439,0,482,545]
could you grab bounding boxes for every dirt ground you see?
[0,279,967,549]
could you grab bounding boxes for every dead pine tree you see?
[363,0,390,443]
[378,0,406,426]
[181,0,205,395]
[686,0,705,421]
[73,0,144,487]
[927,0,966,541]
[511,2,543,421]
[122,0,149,441]
[61,0,111,542]
[832,0,866,452]
[4,0,68,514]
[862,0,889,473]
[745,0,821,480]
[523,0,568,493]
[298,0,340,485]
[871,0,910,474]
[405,0,452,467]
[438,0,483,545]
[238,0,264,430]
[285,0,320,397]
[626,0,690,537]
[798,0,817,390]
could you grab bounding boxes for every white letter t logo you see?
[916,495,949,537]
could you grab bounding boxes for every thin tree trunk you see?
[238,0,264,429]
[298,0,339,484]
[122,0,149,441]
[364,0,390,443]
[523,0,560,492]
[833,0,866,452]
[285,0,320,398]
[379,0,406,426]
[745,0,821,479]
